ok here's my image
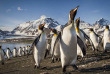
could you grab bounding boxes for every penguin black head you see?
[51,29,57,34]
[89,28,94,32]
[7,48,9,49]
[14,47,16,49]
[105,25,109,30]
[24,47,25,48]
[75,17,80,32]
[69,6,79,21]
[20,47,22,48]
[38,23,46,31]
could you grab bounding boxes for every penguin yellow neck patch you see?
[76,27,79,32]
[54,34,57,36]
[91,31,93,33]
[106,28,109,31]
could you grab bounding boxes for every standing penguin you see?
[103,25,110,52]
[50,29,60,63]
[13,47,17,57]
[6,48,12,59]
[53,6,86,72]
[75,17,95,51]
[75,18,86,57]
[89,28,99,51]
[31,23,47,68]
[22,47,26,56]
[25,46,28,55]
[0,45,5,65]
[18,47,22,56]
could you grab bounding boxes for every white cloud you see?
[6,9,11,12]
[17,7,23,11]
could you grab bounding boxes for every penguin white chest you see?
[35,33,47,59]
[60,25,77,67]
[51,35,60,56]
[13,49,16,57]
[6,50,10,59]
[90,32,98,48]
[104,30,110,50]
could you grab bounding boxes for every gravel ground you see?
[0,49,110,74]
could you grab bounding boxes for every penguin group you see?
[29,6,110,73]
[0,45,31,64]
[30,6,86,72]
[0,5,110,73]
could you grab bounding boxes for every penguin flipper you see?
[77,35,86,56]
[80,29,95,50]
[2,49,7,57]
[30,34,42,52]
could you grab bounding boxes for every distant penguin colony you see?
[1,5,110,73]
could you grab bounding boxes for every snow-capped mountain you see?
[10,17,110,36]
[93,18,110,35]
[0,29,10,36]
[12,15,61,35]
[94,18,110,26]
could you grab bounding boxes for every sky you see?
[0,0,110,31]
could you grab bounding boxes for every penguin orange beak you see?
[70,5,79,20]
[74,5,79,12]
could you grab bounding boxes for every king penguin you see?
[75,18,86,57]
[50,28,60,63]
[53,6,86,73]
[0,45,5,65]
[31,23,47,68]
[89,28,99,51]
[6,48,12,59]
[18,47,22,57]
[103,25,110,52]
[13,47,17,57]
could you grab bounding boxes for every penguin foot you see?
[34,65,40,69]
[104,50,107,53]
[2,62,4,65]
[51,60,55,63]
[34,65,37,69]
[55,58,60,62]
[62,66,67,73]
[56,58,58,61]
[72,65,78,70]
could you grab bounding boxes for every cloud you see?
[17,7,23,11]
[6,9,11,12]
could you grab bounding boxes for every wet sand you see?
[0,49,110,74]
